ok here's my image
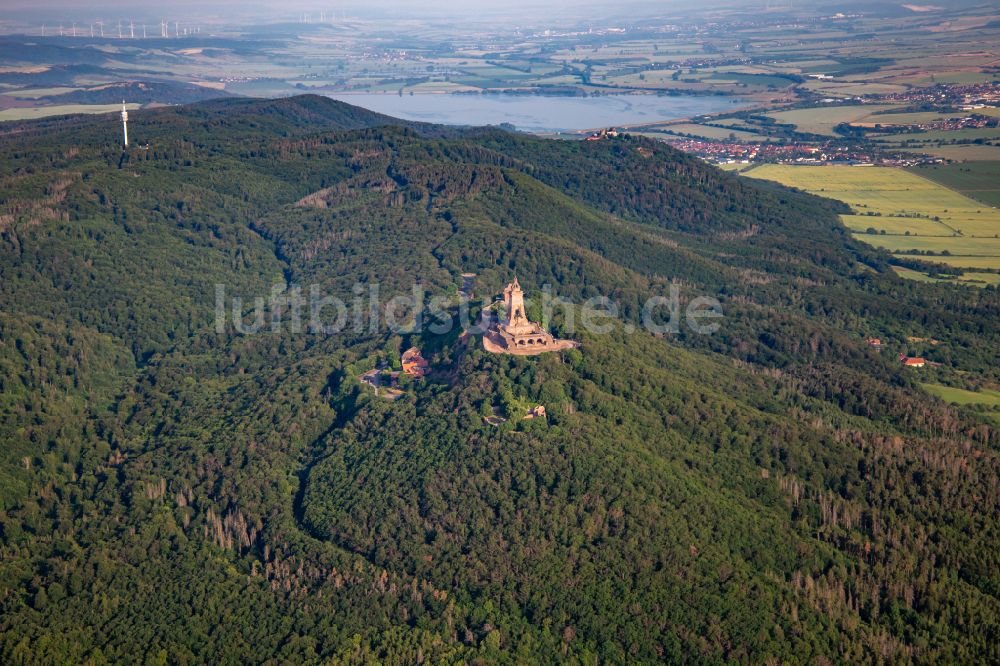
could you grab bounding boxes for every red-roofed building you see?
[401,347,429,377]
[899,355,926,368]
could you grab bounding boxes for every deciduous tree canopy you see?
[0,96,997,664]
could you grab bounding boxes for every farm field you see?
[874,128,1000,143]
[413,82,481,93]
[890,266,1000,286]
[765,104,899,136]
[841,215,956,235]
[908,254,1000,270]
[532,75,581,85]
[744,164,1000,278]
[717,118,769,130]
[0,103,141,121]
[890,266,941,283]
[0,86,81,99]
[654,123,770,141]
[896,71,997,85]
[910,162,1000,208]
[703,72,797,88]
[921,383,1000,407]
[601,70,782,93]
[745,165,1000,237]
[802,81,907,97]
[852,111,960,126]
[903,144,1000,161]
[961,272,1000,285]
[856,234,1000,258]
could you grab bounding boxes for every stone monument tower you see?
[484,277,578,355]
[503,278,535,334]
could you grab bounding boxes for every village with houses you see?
[589,82,1000,169]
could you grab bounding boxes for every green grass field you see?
[904,144,1000,161]
[745,165,1000,237]
[903,254,1000,270]
[656,123,769,141]
[890,266,1000,286]
[874,128,1000,144]
[897,71,997,85]
[0,86,81,99]
[703,72,796,88]
[910,162,1000,208]
[853,111,956,126]
[0,103,140,122]
[958,271,1000,285]
[802,81,907,97]
[716,162,752,171]
[858,234,1000,257]
[744,164,1000,276]
[765,104,899,136]
[921,383,1000,406]
[890,265,942,282]
[841,214,956,235]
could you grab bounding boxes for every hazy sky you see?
[0,0,670,5]
[0,0,732,15]
[0,0,685,8]
[0,0,908,25]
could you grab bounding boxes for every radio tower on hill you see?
[120,101,129,147]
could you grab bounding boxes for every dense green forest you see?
[0,95,997,664]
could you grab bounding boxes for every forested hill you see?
[0,95,998,664]
[0,94,434,147]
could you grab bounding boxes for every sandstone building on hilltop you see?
[483,278,577,356]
